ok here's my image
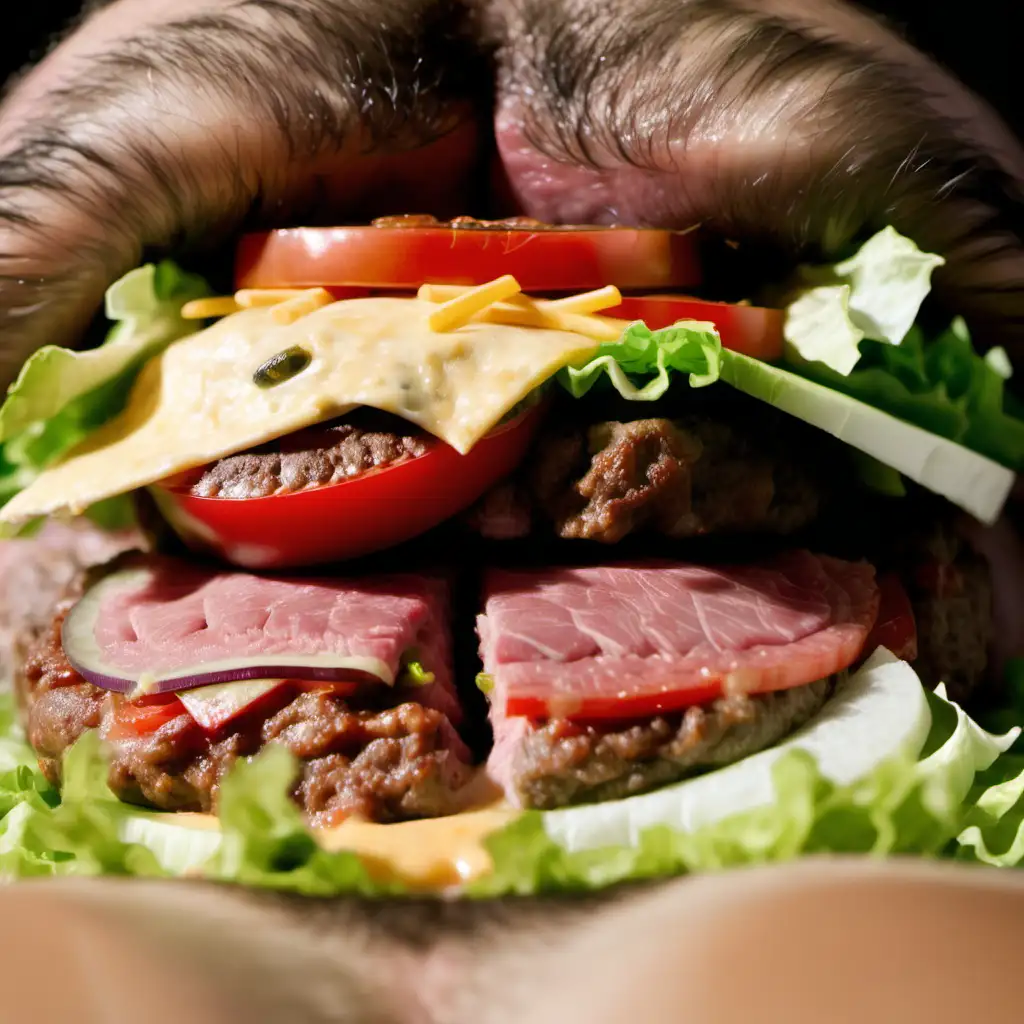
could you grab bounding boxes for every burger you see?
[0,217,1022,893]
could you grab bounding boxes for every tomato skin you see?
[182,680,359,734]
[609,295,784,361]
[108,695,189,739]
[150,406,543,569]
[235,226,701,293]
[864,573,918,663]
[505,683,724,724]
[108,681,360,738]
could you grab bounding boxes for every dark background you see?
[2,2,1022,141]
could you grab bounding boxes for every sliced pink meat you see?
[478,551,879,720]
[84,557,461,722]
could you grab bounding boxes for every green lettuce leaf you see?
[204,743,391,895]
[719,348,1015,525]
[792,319,1024,472]
[0,716,59,873]
[558,320,722,400]
[952,662,1024,866]
[0,720,159,878]
[0,262,209,518]
[955,755,1024,866]
[776,228,1024,473]
[976,659,1024,749]
[784,226,945,375]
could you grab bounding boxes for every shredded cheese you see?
[418,283,626,339]
[183,287,336,322]
[181,297,242,320]
[427,275,522,332]
[418,284,621,315]
[417,283,466,303]
[269,288,335,325]
[479,304,627,341]
[544,285,623,315]
[234,288,317,308]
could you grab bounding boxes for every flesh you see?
[478,551,879,719]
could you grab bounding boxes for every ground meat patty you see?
[19,603,471,825]
[912,560,993,705]
[190,412,429,499]
[906,551,994,706]
[876,506,996,704]
[509,679,832,810]
[473,414,825,542]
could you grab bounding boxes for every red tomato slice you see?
[108,694,189,739]
[610,295,784,361]
[110,681,360,738]
[505,681,726,725]
[179,679,359,733]
[865,573,918,662]
[150,406,543,569]
[235,225,701,293]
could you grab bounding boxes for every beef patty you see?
[503,679,832,810]
[884,510,996,705]
[18,597,471,825]
[189,411,429,499]
[469,413,826,542]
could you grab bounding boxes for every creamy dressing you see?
[170,799,517,890]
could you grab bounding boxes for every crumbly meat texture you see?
[471,414,825,542]
[912,559,993,705]
[507,679,832,810]
[190,412,429,499]
[18,599,471,825]
[889,513,995,705]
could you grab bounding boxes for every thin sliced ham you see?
[77,557,462,724]
[478,551,879,720]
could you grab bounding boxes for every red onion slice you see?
[60,563,409,696]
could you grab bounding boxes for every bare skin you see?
[3,860,1024,1023]
[3,3,1024,1021]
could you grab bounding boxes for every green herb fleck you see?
[401,661,435,687]
[476,673,495,695]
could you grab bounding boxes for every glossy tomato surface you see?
[504,681,727,724]
[108,695,189,739]
[610,295,784,361]
[235,225,701,293]
[865,573,918,663]
[150,407,543,570]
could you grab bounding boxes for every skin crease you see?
[2,2,1024,1022]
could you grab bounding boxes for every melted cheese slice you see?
[1,297,599,523]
